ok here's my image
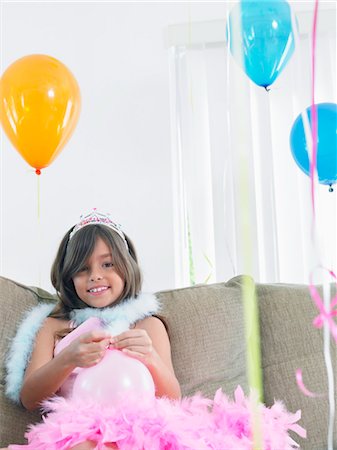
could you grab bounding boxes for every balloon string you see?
[323,282,336,450]
[37,173,41,287]
[37,172,40,221]
[291,4,335,448]
[309,3,335,449]
[310,0,318,218]
[227,5,263,449]
[226,6,263,448]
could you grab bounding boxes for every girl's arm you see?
[111,316,181,400]
[21,318,110,410]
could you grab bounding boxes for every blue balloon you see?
[290,103,337,186]
[227,0,295,88]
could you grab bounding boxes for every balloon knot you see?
[329,184,334,192]
[264,86,271,92]
[35,169,41,176]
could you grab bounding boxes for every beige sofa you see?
[0,275,336,449]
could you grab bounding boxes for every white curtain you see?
[168,7,336,287]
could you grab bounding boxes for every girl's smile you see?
[72,237,125,308]
[87,286,110,295]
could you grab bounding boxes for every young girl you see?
[3,211,306,450]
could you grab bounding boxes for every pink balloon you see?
[72,349,155,405]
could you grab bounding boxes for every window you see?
[168,7,336,287]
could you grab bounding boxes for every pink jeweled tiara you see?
[68,210,128,249]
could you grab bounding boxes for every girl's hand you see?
[110,329,156,366]
[110,318,181,400]
[63,330,111,368]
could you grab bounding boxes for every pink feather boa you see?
[8,386,306,450]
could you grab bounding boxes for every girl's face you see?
[72,237,125,308]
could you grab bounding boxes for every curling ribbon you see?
[306,7,336,446]
[296,368,323,398]
[296,267,337,399]
[296,265,337,398]
[310,268,337,343]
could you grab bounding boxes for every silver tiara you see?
[68,210,128,250]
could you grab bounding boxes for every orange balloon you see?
[0,54,81,172]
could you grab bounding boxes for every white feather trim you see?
[70,293,160,335]
[5,303,55,403]
[5,294,159,404]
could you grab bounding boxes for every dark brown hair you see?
[49,224,142,320]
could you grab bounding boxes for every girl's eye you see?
[103,262,114,268]
[78,266,88,273]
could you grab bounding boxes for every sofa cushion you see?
[257,282,337,450]
[0,276,56,446]
[156,275,249,399]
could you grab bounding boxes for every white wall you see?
[0,1,229,293]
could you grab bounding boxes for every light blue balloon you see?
[290,103,337,186]
[227,0,295,88]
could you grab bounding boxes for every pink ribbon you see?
[296,266,337,398]
[296,10,336,450]
[296,369,323,398]
[309,267,337,343]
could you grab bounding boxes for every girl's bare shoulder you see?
[39,317,71,338]
[134,316,166,334]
